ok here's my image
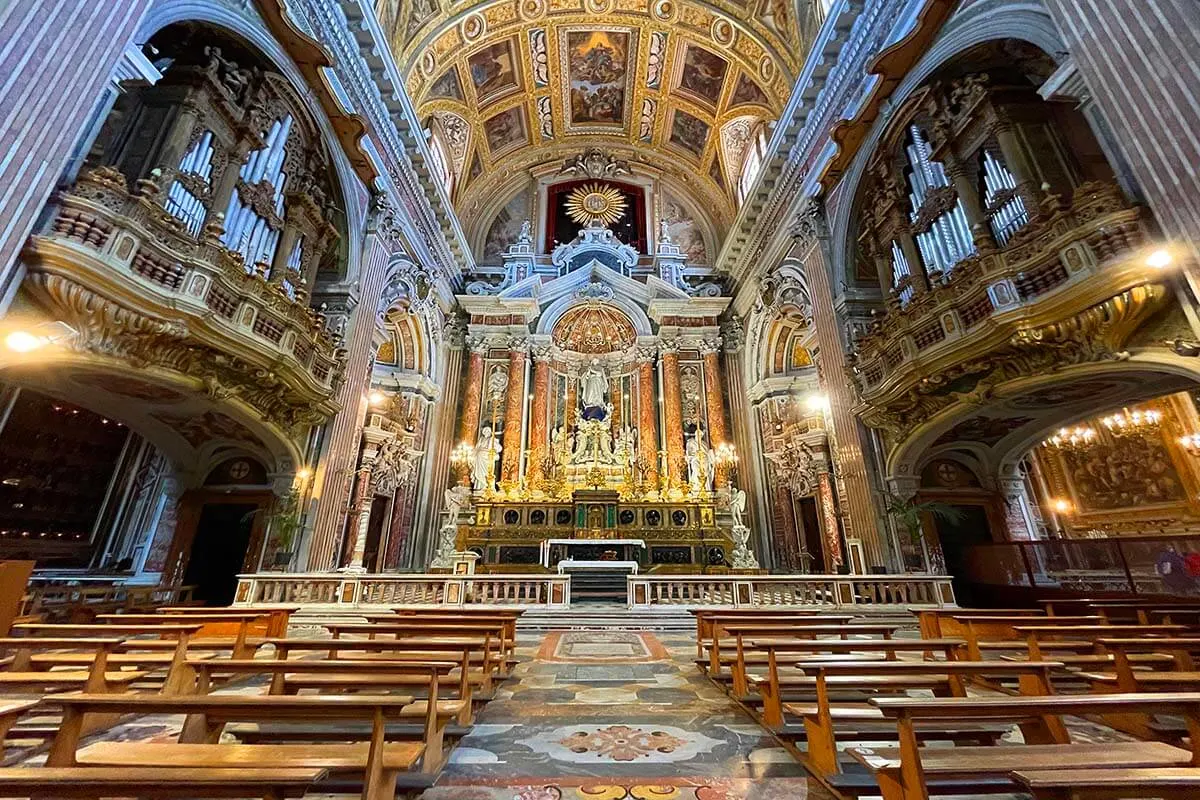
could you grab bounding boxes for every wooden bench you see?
[265,637,500,694]
[915,608,1045,640]
[0,637,146,693]
[48,693,428,800]
[1012,766,1200,799]
[0,698,39,759]
[692,611,856,661]
[701,622,905,691]
[779,660,1061,777]
[387,609,521,655]
[184,657,467,765]
[326,621,510,671]
[152,606,297,638]
[0,766,324,798]
[737,638,966,705]
[847,693,1200,800]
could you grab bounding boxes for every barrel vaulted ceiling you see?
[376,0,816,249]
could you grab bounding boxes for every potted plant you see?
[247,489,304,570]
[880,491,966,573]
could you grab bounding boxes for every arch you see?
[0,352,301,488]
[136,0,367,278]
[885,353,1200,485]
[550,303,638,354]
[828,0,1067,290]
[536,291,654,339]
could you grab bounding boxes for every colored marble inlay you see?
[537,631,670,663]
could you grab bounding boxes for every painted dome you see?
[551,302,637,354]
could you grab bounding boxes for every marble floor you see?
[421,629,833,800]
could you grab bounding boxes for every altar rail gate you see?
[232,572,954,610]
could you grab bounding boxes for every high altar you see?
[428,184,758,575]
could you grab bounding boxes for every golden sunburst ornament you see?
[564,182,628,227]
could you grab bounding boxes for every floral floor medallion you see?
[556,725,690,761]
[525,723,721,764]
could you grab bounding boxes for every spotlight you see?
[368,390,387,407]
[5,331,46,353]
[1147,249,1172,269]
[295,467,313,482]
[1052,498,1073,514]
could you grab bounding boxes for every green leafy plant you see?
[244,489,304,553]
[881,491,968,543]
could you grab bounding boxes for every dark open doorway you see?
[798,497,826,573]
[932,503,994,606]
[183,502,257,606]
[361,496,390,573]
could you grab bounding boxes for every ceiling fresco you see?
[378,0,812,249]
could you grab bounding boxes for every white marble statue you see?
[471,426,501,492]
[730,488,747,528]
[487,367,509,400]
[443,485,470,523]
[581,359,607,411]
[685,433,703,492]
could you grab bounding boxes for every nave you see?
[2,587,1199,799]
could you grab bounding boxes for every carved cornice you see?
[24,273,338,440]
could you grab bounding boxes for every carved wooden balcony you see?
[21,167,345,431]
[849,182,1152,404]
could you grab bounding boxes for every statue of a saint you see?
[471,426,501,492]
[730,488,747,528]
[580,359,608,419]
[685,433,703,492]
[443,485,470,524]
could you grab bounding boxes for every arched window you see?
[427,130,453,197]
[738,125,770,204]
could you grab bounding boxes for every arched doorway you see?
[170,457,273,606]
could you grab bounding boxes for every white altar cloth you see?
[556,559,639,574]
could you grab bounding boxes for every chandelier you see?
[1043,425,1097,452]
[1100,406,1162,436]
[564,182,628,227]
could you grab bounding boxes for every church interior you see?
[0,0,1198,797]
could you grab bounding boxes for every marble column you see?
[527,347,552,487]
[636,351,660,488]
[341,464,374,569]
[660,342,686,490]
[795,202,889,569]
[458,339,487,447]
[499,342,528,488]
[564,378,578,433]
[700,339,730,488]
[305,232,388,571]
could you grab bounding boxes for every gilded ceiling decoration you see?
[564,182,629,226]
[378,0,808,231]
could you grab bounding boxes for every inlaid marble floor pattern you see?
[421,628,831,800]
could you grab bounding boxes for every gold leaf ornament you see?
[564,182,628,227]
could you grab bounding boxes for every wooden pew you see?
[691,610,856,662]
[745,639,965,727]
[325,621,510,673]
[0,699,39,760]
[784,660,1062,779]
[48,693,427,800]
[95,612,275,658]
[938,615,1104,659]
[847,693,1200,800]
[702,622,904,692]
[1009,624,1189,661]
[389,608,521,653]
[743,638,967,722]
[266,637,500,694]
[0,638,146,693]
[182,658,464,771]
[153,606,297,638]
[915,607,1044,640]
[0,767,324,798]
[1012,766,1200,799]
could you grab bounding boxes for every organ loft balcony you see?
[13,35,351,439]
[848,181,1157,412]
[21,167,344,421]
